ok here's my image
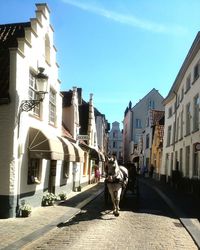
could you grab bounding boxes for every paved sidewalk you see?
[140,176,200,249]
[0,181,104,250]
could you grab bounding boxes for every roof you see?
[61,91,72,107]
[0,22,31,103]
[163,32,200,105]
[124,88,164,116]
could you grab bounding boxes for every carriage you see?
[104,157,139,215]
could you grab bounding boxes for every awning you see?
[28,127,64,160]
[58,137,76,162]
[89,147,101,162]
[71,142,84,162]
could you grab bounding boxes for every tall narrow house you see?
[0,4,63,218]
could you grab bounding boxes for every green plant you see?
[58,192,67,200]
[20,204,32,217]
[42,192,58,206]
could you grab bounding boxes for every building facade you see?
[0,4,67,218]
[142,110,165,171]
[123,88,164,164]
[108,121,123,163]
[161,32,200,190]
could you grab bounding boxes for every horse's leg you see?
[113,189,122,217]
[107,185,117,213]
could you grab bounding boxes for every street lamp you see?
[20,67,48,112]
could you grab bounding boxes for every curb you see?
[140,178,200,249]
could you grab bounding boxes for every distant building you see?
[108,121,123,163]
[141,110,165,172]
[123,88,164,164]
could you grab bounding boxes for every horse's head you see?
[106,155,120,181]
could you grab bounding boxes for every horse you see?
[105,155,128,216]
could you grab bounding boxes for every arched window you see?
[45,34,50,64]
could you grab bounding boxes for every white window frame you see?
[49,89,56,125]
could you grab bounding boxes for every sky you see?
[1,0,200,128]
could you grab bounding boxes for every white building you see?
[161,32,200,187]
[0,4,76,218]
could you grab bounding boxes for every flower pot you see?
[21,210,31,217]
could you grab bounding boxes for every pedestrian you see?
[149,164,154,178]
[94,165,100,182]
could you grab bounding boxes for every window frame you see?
[28,158,41,184]
[49,88,56,125]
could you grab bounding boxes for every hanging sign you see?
[77,135,89,140]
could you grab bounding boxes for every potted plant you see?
[20,204,32,217]
[42,192,58,206]
[58,192,67,200]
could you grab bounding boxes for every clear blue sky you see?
[1,1,200,128]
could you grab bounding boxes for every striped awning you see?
[71,142,84,162]
[28,127,64,160]
[58,137,76,162]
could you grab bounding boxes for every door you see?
[48,160,57,194]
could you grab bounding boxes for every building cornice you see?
[163,32,200,105]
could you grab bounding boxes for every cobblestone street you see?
[22,184,198,250]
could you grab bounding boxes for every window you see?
[185,103,191,135]
[168,107,172,118]
[113,141,116,148]
[185,146,190,177]
[171,152,173,172]
[193,95,199,131]
[113,131,117,138]
[49,89,56,125]
[29,72,40,116]
[148,100,155,110]
[193,145,198,177]
[45,34,51,64]
[146,134,149,149]
[172,122,175,144]
[185,74,191,93]
[63,161,70,178]
[28,159,41,184]
[179,148,183,172]
[136,119,142,128]
[180,87,184,102]
[175,116,179,141]
[194,62,199,81]
[167,125,172,146]
[180,110,183,139]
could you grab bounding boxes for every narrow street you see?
[23,182,197,250]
